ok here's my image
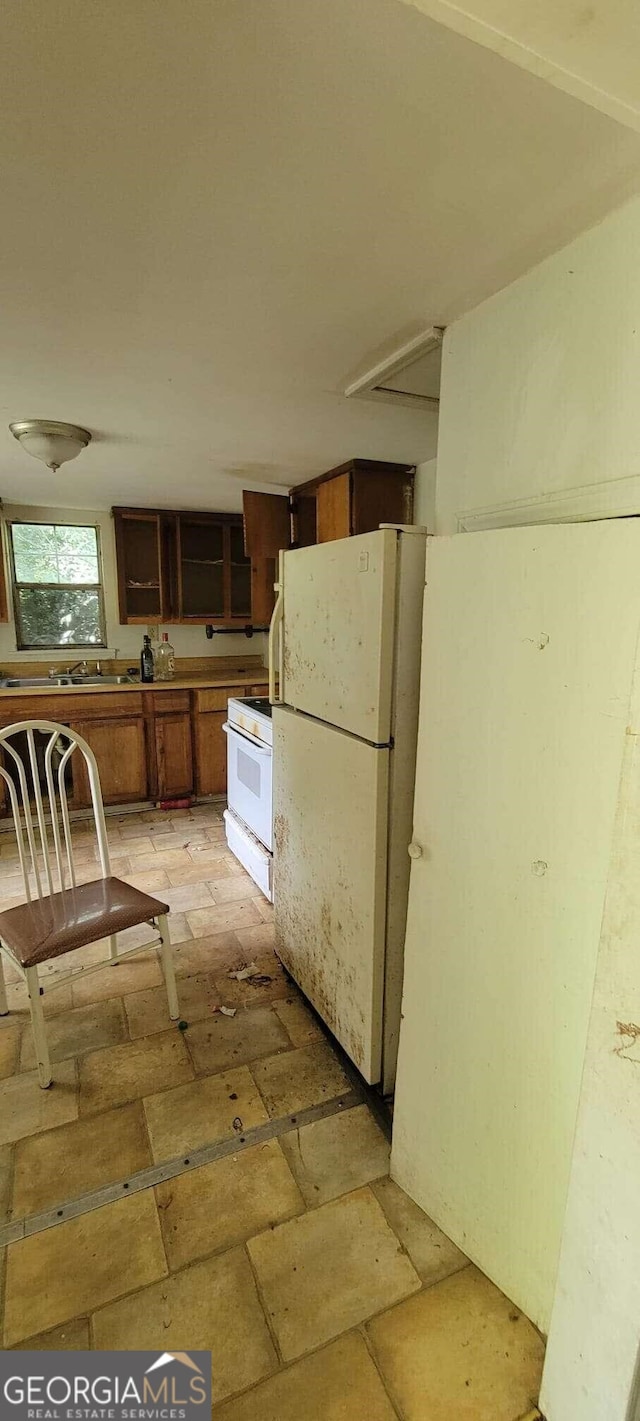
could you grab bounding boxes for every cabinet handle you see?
[408,841,423,859]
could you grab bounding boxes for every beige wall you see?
[435,191,640,534]
[0,504,266,665]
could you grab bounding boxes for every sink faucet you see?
[66,660,89,675]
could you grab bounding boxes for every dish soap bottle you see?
[140,634,154,683]
[155,631,175,681]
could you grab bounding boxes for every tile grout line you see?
[359,1322,407,1421]
[0,1088,365,1247]
[242,1240,285,1371]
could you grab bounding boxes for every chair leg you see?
[157,915,179,1021]
[109,934,119,965]
[0,952,8,1017]
[26,967,52,1089]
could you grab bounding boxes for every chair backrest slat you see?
[0,720,112,900]
[44,730,67,891]
[26,727,54,897]
[1,739,43,899]
[57,740,79,889]
[0,764,33,902]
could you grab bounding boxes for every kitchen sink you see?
[68,675,136,686]
[0,675,136,689]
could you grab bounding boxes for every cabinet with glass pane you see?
[113,507,252,626]
[177,513,250,622]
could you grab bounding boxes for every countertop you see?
[0,671,268,698]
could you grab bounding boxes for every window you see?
[8,522,107,650]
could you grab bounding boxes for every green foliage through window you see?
[9,523,106,649]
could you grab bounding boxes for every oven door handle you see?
[222,722,272,755]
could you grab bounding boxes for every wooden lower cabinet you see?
[195,682,269,797]
[70,715,148,807]
[0,679,267,815]
[193,684,247,797]
[153,695,193,799]
[194,711,227,797]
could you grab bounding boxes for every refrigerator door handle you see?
[269,551,285,705]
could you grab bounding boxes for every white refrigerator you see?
[270,525,426,1091]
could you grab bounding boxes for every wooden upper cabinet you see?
[243,492,291,560]
[113,507,252,626]
[243,491,292,627]
[350,463,414,534]
[317,472,351,542]
[114,509,164,624]
[300,459,415,544]
[114,461,414,628]
[242,460,415,622]
[177,513,250,624]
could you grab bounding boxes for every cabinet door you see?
[113,510,163,623]
[243,492,291,559]
[317,472,351,543]
[228,523,252,621]
[70,716,148,807]
[292,494,317,548]
[243,491,291,625]
[155,711,193,799]
[194,711,227,797]
[178,515,226,620]
[250,561,277,626]
[351,467,415,534]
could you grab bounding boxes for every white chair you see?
[0,720,179,1088]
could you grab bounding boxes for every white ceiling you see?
[401,0,640,130]
[1,0,640,512]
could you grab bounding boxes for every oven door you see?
[224,722,273,851]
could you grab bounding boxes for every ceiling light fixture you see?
[9,419,92,472]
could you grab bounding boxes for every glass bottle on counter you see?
[154,631,175,681]
[140,634,154,683]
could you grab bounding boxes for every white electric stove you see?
[223,695,273,901]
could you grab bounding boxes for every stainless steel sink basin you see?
[69,675,136,685]
[0,674,135,689]
[0,677,56,688]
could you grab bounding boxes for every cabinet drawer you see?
[151,690,190,713]
[195,685,247,713]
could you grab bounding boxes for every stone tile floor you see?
[0,801,544,1418]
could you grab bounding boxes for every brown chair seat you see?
[0,876,170,969]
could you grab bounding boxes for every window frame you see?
[7,520,108,651]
